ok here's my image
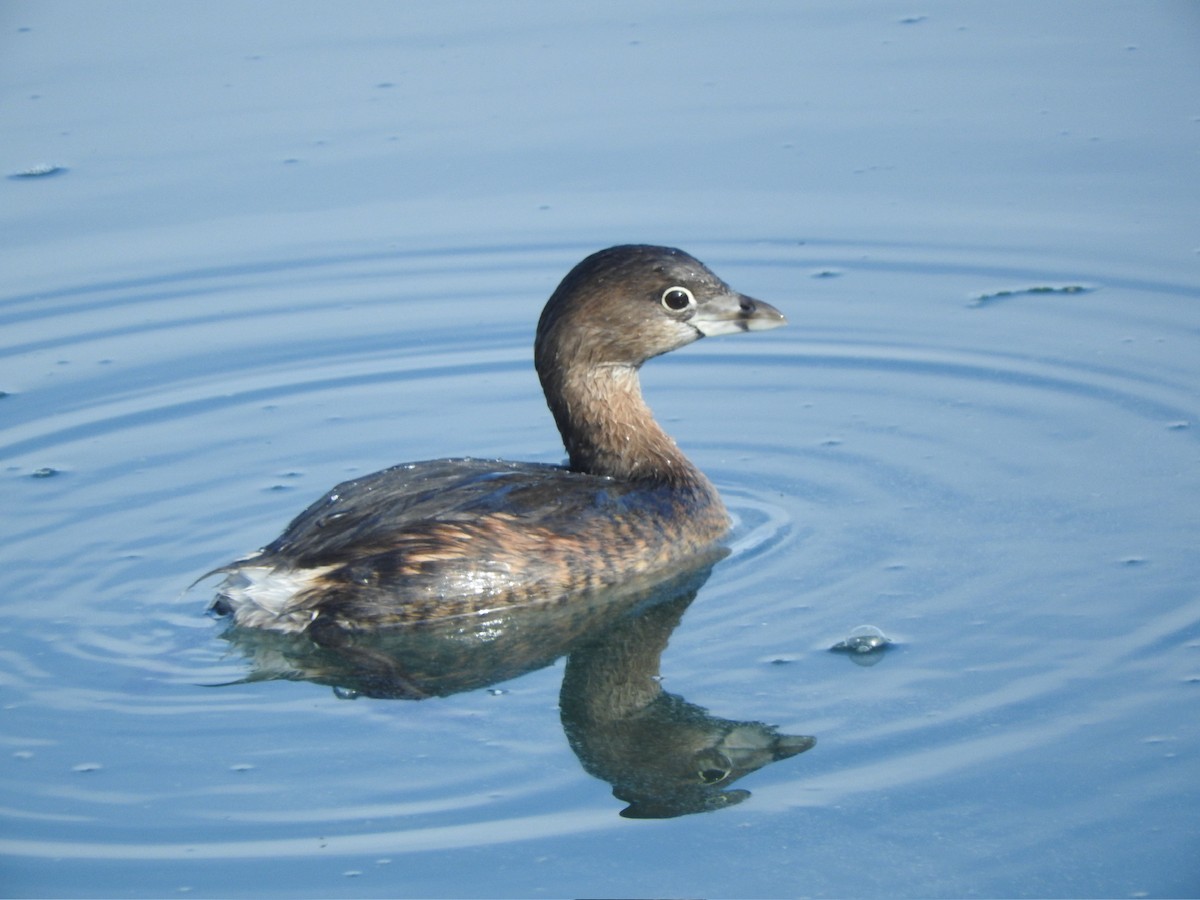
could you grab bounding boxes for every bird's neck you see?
[544,363,710,489]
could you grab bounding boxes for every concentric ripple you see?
[2,242,1197,891]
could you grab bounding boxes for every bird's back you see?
[214,458,729,631]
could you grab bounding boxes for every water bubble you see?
[831,625,893,666]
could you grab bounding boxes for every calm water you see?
[3,3,1199,898]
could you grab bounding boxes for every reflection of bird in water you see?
[215,556,815,819]
[560,581,814,819]
[205,245,785,633]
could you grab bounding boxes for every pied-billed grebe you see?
[209,245,785,632]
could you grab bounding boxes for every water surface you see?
[2,3,1198,897]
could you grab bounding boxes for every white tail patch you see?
[216,564,336,632]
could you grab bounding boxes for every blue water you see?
[3,3,1199,897]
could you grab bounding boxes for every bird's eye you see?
[661,286,695,312]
